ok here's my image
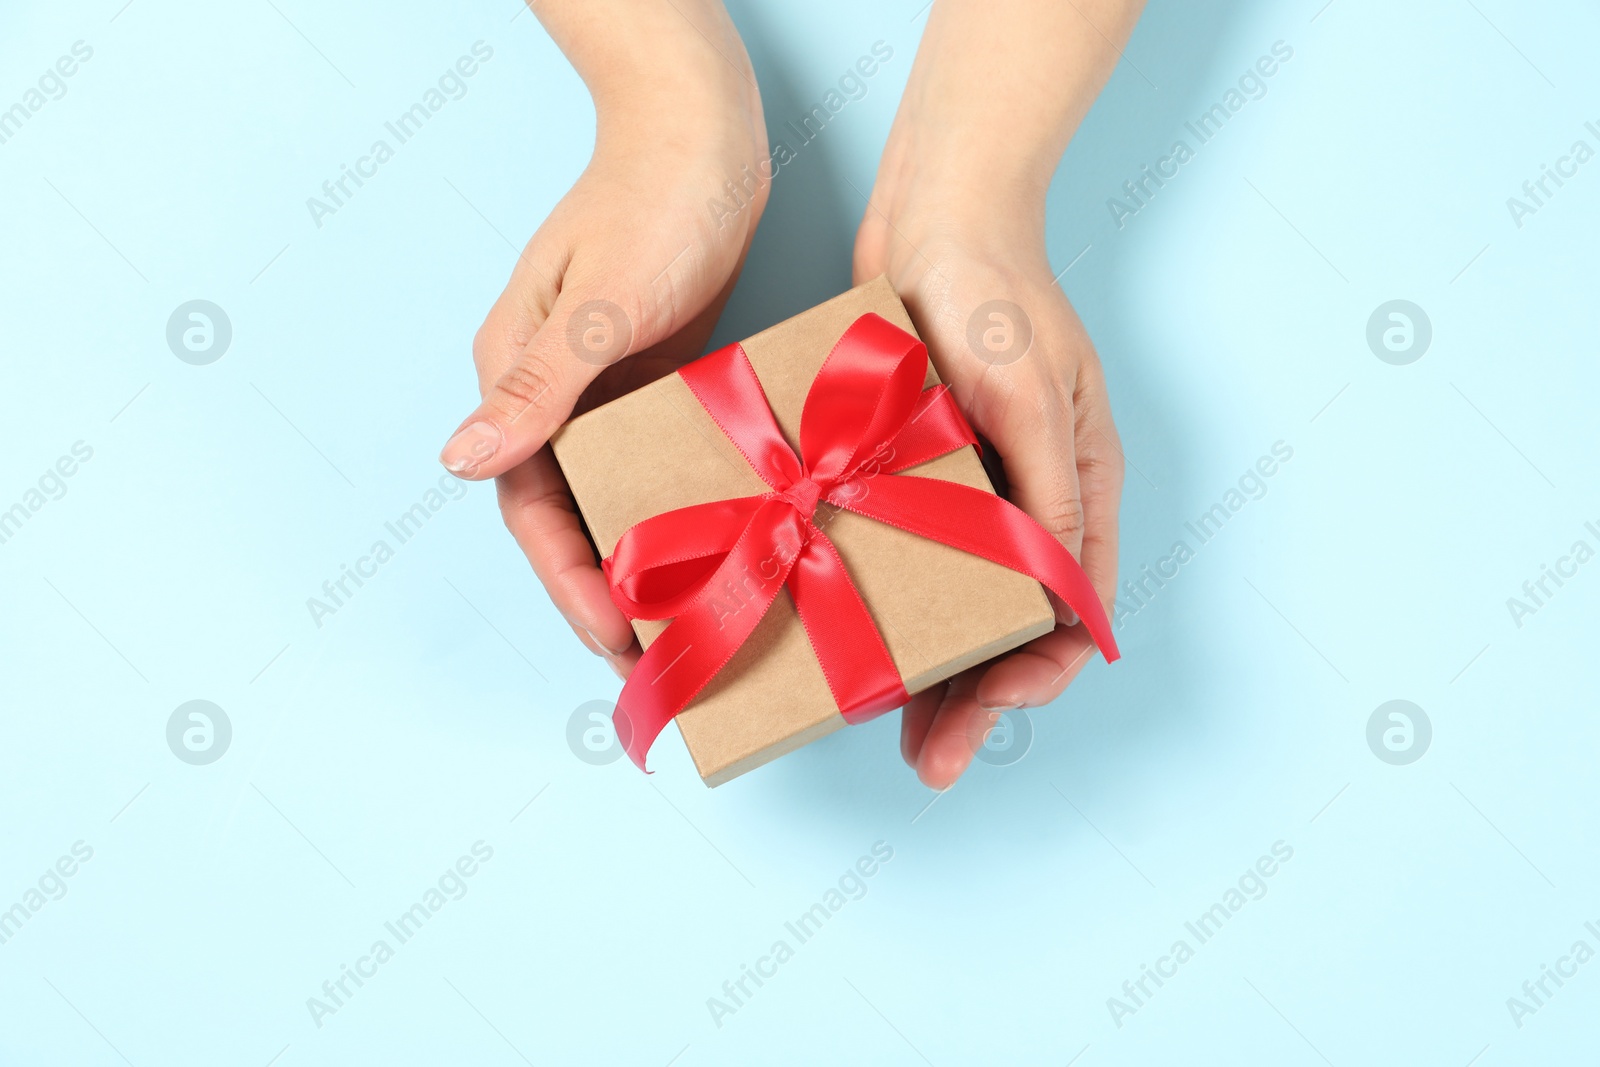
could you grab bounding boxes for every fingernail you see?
[440,421,501,475]
[607,657,627,682]
[978,700,1021,714]
[583,627,631,658]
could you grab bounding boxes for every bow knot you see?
[775,476,822,521]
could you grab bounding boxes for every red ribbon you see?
[602,313,1119,771]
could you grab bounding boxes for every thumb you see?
[440,290,635,480]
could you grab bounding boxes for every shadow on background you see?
[715,0,867,343]
[711,0,1263,831]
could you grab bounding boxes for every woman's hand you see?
[858,0,1143,789]
[442,0,767,674]
[855,185,1125,791]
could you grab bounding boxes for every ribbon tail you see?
[679,342,805,490]
[832,475,1120,663]
[787,526,908,724]
[614,501,808,771]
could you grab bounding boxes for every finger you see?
[605,641,644,683]
[569,622,607,658]
[974,624,1098,711]
[971,366,1086,627]
[900,685,945,769]
[1072,368,1125,618]
[571,623,644,680]
[495,448,636,656]
[913,670,987,790]
[442,284,625,480]
[467,232,566,388]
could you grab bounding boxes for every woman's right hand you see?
[440,0,768,674]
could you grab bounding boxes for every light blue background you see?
[2,0,1596,1064]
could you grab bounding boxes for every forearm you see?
[876,0,1145,218]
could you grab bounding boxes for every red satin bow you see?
[603,313,1119,771]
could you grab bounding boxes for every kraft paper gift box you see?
[550,277,1058,786]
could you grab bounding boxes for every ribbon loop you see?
[606,497,765,620]
[800,314,929,486]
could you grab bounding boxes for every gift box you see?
[550,277,1115,785]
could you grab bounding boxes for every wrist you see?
[860,118,1051,283]
[594,87,763,170]
[875,119,1050,230]
[547,0,759,149]
[589,59,765,191]
[591,57,758,138]
[856,123,1062,298]
[861,0,1143,251]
